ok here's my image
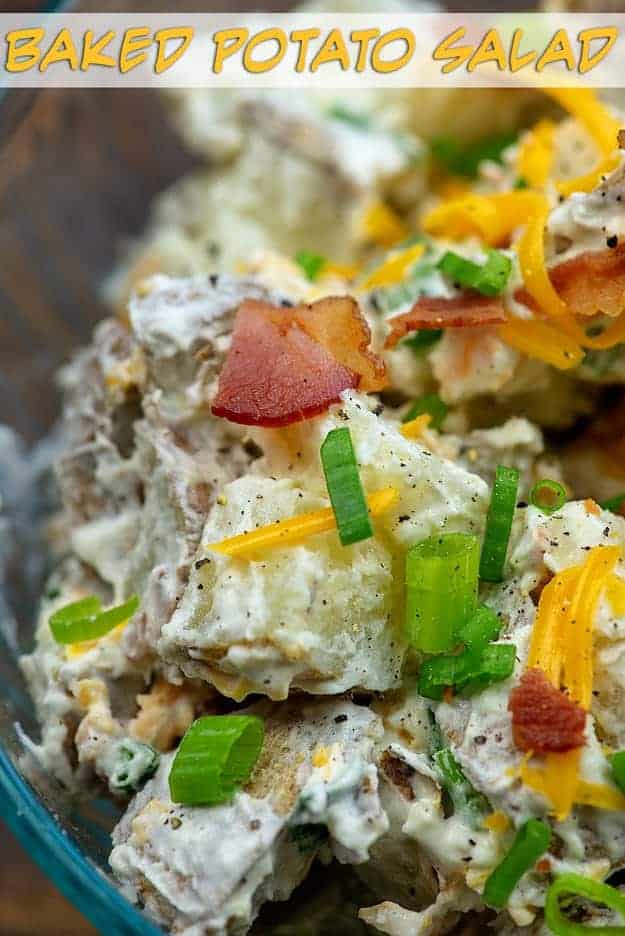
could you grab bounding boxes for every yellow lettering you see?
[467,28,506,72]
[120,27,151,74]
[80,30,116,70]
[39,27,78,73]
[536,28,575,72]
[290,28,320,72]
[154,27,194,74]
[578,26,617,74]
[5,28,43,72]
[350,28,380,72]
[432,26,472,74]
[509,27,536,72]
[310,28,350,72]
[371,28,414,74]
[212,28,248,74]
[242,28,287,74]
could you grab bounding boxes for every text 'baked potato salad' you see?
[21,73,625,936]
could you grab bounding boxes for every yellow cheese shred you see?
[558,153,621,198]
[400,413,431,439]
[542,88,622,197]
[516,197,568,319]
[207,487,398,559]
[498,318,584,371]
[520,545,620,819]
[607,574,625,616]
[483,811,510,833]
[361,201,408,249]
[361,243,425,290]
[543,88,620,157]
[422,191,544,247]
[517,120,555,190]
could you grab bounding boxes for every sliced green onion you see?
[431,132,517,178]
[402,393,448,430]
[601,493,625,515]
[483,818,551,909]
[169,715,264,806]
[321,428,372,546]
[609,751,625,795]
[514,176,529,190]
[49,594,139,645]
[462,603,502,652]
[545,872,625,935]
[406,533,480,653]
[479,465,520,584]
[403,328,443,354]
[418,640,515,700]
[459,644,516,697]
[529,479,567,515]
[327,103,371,130]
[295,250,326,282]
[438,249,512,297]
[434,748,488,821]
[110,739,159,793]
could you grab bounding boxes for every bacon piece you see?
[509,668,586,754]
[212,297,386,428]
[384,293,506,349]
[515,244,625,319]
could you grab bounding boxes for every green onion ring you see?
[545,872,625,935]
[529,479,567,516]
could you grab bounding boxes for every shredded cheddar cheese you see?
[520,546,620,819]
[516,197,568,319]
[498,318,584,371]
[607,574,625,616]
[361,201,408,248]
[207,487,398,559]
[400,413,431,439]
[517,120,555,190]
[322,261,361,281]
[483,811,510,833]
[361,243,425,290]
[422,191,544,247]
[543,88,622,196]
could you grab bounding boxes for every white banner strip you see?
[1,12,625,88]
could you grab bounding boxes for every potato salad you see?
[21,78,625,936]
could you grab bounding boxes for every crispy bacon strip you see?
[384,293,506,349]
[212,297,386,428]
[509,668,586,754]
[515,244,625,319]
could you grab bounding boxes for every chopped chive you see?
[434,748,489,820]
[402,393,448,430]
[295,250,326,281]
[405,533,480,653]
[110,739,159,793]
[431,132,517,178]
[321,428,373,546]
[418,637,514,700]
[529,479,567,515]
[601,492,625,515]
[169,715,264,806]
[479,465,520,584]
[514,177,529,190]
[545,872,625,936]
[49,594,139,645]
[609,751,625,794]
[327,103,371,130]
[402,328,443,354]
[462,603,502,652]
[438,249,512,297]
[458,643,516,696]
[483,818,551,909]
